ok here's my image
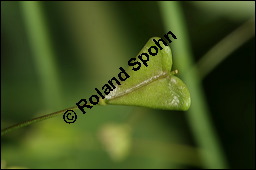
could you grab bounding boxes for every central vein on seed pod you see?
[105,71,169,101]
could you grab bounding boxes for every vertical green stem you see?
[20,1,62,109]
[159,1,228,168]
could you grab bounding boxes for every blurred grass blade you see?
[159,1,228,168]
[20,1,62,109]
[197,18,255,79]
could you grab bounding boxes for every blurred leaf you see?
[105,37,191,111]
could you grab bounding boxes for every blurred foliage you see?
[1,1,255,169]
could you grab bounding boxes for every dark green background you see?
[1,1,255,169]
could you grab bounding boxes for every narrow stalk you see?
[197,19,255,78]
[159,1,228,168]
[20,1,62,108]
[1,106,78,136]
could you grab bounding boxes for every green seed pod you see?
[105,37,191,111]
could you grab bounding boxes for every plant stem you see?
[20,1,62,109]
[1,106,78,136]
[197,18,255,78]
[159,1,228,168]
